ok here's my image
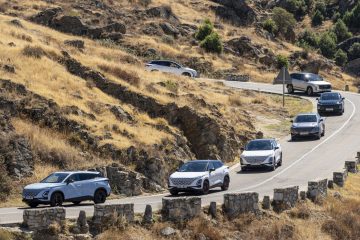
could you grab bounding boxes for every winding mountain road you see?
[1,81,359,225]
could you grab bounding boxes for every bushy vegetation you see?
[298,29,319,48]
[22,45,45,58]
[272,7,297,37]
[262,18,278,34]
[312,10,324,26]
[319,32,337,58]
[98,64,141,87]
[276,55,289,69]
[335,49,348,66]
[0,168,12,202]
[196,19,223,53]
[333,19,352,42]
[279,0,307,19]
[348,43,360,61]
[195,19,214,41]
[343,3,360,30]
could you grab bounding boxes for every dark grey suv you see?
[291,113,325,140]
[317,92,345,115]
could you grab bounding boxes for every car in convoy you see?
[240,139,282,171]
[287,72,332,96]
[291,113,325,140]
[168,160,230,195]
[145,60,199,78]
[22,171,111,208]
[317,92,345,115]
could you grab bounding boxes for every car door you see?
[214,161,225,185]
[207,162,217,187]
[79,173,97,198]
[169,62,182,75]
[273,140,281,163]
[62,173,82,200]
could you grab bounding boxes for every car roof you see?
[321,92,340,96]
[292,72,319,75]
[53,171,100,174]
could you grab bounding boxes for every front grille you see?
[319,104,340,109]
[294,127,314,132]
[244,156,268,164]
[171,178,197,186]
[319,85,331,90]
[23,189,42,198]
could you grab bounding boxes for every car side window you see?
[207,162,215,170]
[213,161,223,169]
[291,73,299,80]
[79,173,97,181]
[161,61,171,67]
[68,174,80,182]
[170,62,180,68]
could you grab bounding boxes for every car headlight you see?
[265,155,274,163]
[42,190,50,198]
[196,178,202,186]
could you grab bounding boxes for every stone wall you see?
[333,169,348,187]
[225,74,250,82]
[345,161,358,173]
[161,197,201,222]
[307,179,327,201]
[23,207,65,231]
[223,192,259,218]
[272,186,299,211]
[93,203,134,230]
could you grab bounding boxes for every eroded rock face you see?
[210,0,257,26]
[345,58,360,77]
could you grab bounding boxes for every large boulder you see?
[226,36,262,58]
[210,0,257,26]
[52,16,88,35]
[146,5,179,24]
[345,58,360,77]
[300,59,334,74]
[159,22,180,37]
[29,7,63,25]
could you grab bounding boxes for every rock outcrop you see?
[337,36,360,52]
[345,58,360,77]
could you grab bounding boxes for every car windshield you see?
[178,162,208,172]
[321,93,340,100]
[41,173,69,183]
[246,140,273,151]
[305,74,323,81]
[294,115,317,123]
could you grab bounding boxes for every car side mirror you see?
[319,118,324,122]
[209,168,215,173]
[316,98,319,101]
[290,120,293,123]
[275,146,279,150]
[342,97,345,100]
[240,147,245,151]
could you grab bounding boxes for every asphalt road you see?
[1,81,359,225]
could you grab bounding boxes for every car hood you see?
[241,150,274,157]
[292,122,318,127]
[24,183,64,190]
[318,100,340,104]
[183,67,196,73]
[309,81,331,85]
[170,172,206,178]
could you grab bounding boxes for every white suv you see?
[145,60,199,78]
[240,139,282,171]
[287,73,332,96]
[22,171,111,208]
[168,160,230,195]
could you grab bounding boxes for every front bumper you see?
[318,104,342,113]
[291,128,320,137]
[168,186,203,192]
[23,198,50,205]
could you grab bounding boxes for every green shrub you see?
[195,19,214,41]
[200,32,223,53]
[348,43,360,61]
[263,18,278,34]
[343,3,360,29]
[276,55,289,69]
[334,49,348,66]
[272,7,297,36]
[298,29,319,48]
[333,19,352,42]
[312,10,324,26]
[319,32,337,58]
[22,45,45,58]
[314,1,326,16]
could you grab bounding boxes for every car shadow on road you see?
[288,137,319,143]
[19,202,94,210]
[236,168,272,174]
[163,189,223,198]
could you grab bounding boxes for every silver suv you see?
[287,73,332,96]
[291,113,325,140]
[145,60,199,78]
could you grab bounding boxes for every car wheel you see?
[50,192,64,207]
[316,131,321,140]
[287,84,294,94]
[270,158,276,171]
[291,135,296,141]
[182,72,192,77]
[202,180,210,195]
[72,201,81,205]
[221,176,230,191]
[169,189,178,196]
[306,87,313,96]
[278,153,283,166]
[321,127,325,137]
[94,189,107,204]
[150,69,159,72]
[241,166,248,172]
[28,203,38,208]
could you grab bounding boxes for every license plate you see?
[177,185,187,189]
[300,132,308,135]
[326,108,333,111]
[25,196,33,200]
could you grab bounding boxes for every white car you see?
[168,160,230,195]
[145,60,199,78]
[240,139,282,171]
[287,72,332,96]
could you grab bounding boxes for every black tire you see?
[287,84,294,94]
[72,201,81,205]
[28,203,38,208]
[221,176,230,191]
[291,135,296,141]
[150,69,159,72]
[202,180,210,195]
[242,166,248,172]
[278,153,283,166]
[306,87,313,96]
[321,126,325,137]
[315,131,321,140]
[169,189,178,196]
[270,158,276,171]
[182,72,192,77]
[50,192,64,207]
[94,189,107,204]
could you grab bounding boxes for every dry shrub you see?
[321,220,350,240]
[47,221,62,235]
[98,64,141,87]
[10,31,32,42]
[22,45,45,58]
[232,214,256,231]
[0,168,12,202]
[0,229,13,240]
[289,204,311,219]
[251,95,267,104]
[257,220,297,240]
[187,217,223,240]
[228,94,244,106]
